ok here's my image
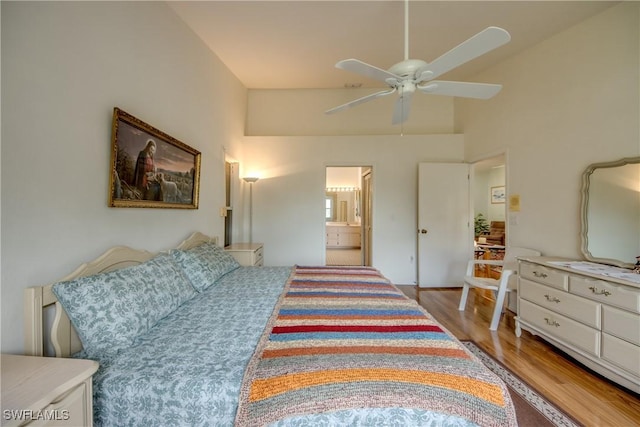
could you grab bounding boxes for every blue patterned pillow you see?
[170,242,240,292]
[52,253,197,361]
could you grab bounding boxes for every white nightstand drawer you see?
[254,246,264,264]
[225,243,264,266]
[30,380,91,426]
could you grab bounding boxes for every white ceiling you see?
[168,1,617,90]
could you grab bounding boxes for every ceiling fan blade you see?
[325,88,396,115]
[336,59,400,84]
[418,81,502,99]
[392,89,414,125]
[420,27,511,81]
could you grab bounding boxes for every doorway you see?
[472,155,506,243]
[325,166,373,266]
[471,154,506,280]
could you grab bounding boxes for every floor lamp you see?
[243,177,259,243]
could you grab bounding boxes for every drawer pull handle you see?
[588,286,611,296]
[544,317,560,327]
[544,294,560,303]
[533,271,548,278]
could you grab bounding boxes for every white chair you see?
[458,246,541,331]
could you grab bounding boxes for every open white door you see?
[418,162,472,287]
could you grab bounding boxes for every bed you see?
[24,232,517,426]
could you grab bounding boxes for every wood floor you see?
[397,286,640,427]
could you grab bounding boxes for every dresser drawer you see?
[520,278,601,328]
[569,276,640,314]
[602,333,640,377]
[519,299,600,356]
[603,305,640,346]
[519,262,568,291]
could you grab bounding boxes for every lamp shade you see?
[243,177,259,183]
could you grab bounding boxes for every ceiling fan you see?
[325,1,511,125]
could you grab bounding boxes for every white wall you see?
[247,88,455,136]
[242,135,464,284]
[457,2,639,255]
[1,2,247,353]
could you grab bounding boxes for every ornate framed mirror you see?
[580,156,640,268]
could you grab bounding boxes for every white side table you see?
[225,243,264,266]
[1,354,99,427]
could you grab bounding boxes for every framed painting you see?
[108,107,201,209]
[491,186,506,204]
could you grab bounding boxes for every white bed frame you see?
[23,232,217,358]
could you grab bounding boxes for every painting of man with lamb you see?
[109,107,201,209]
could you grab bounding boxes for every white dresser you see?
[1,355,99,426]
[516,257,640,393]
[224,243,264,266]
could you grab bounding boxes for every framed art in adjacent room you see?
[108,107,201,209]
[490,186,506,204]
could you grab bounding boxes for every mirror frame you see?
[580,156,640,268]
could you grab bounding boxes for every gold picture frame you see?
[109,108,201,209]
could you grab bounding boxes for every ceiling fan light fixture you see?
[399,80,417,95]
[387,59,428,78]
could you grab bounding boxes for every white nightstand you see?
[224,243,264,266]
[1,354,99,427]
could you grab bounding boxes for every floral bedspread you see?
[90,266,292,426]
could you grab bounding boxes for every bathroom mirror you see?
[580,156,640,268]
[325,190,360,224]
[325,192,338,221]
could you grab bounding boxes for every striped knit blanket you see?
[235,266,516,426]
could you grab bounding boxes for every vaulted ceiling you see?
[169,1,617,89]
